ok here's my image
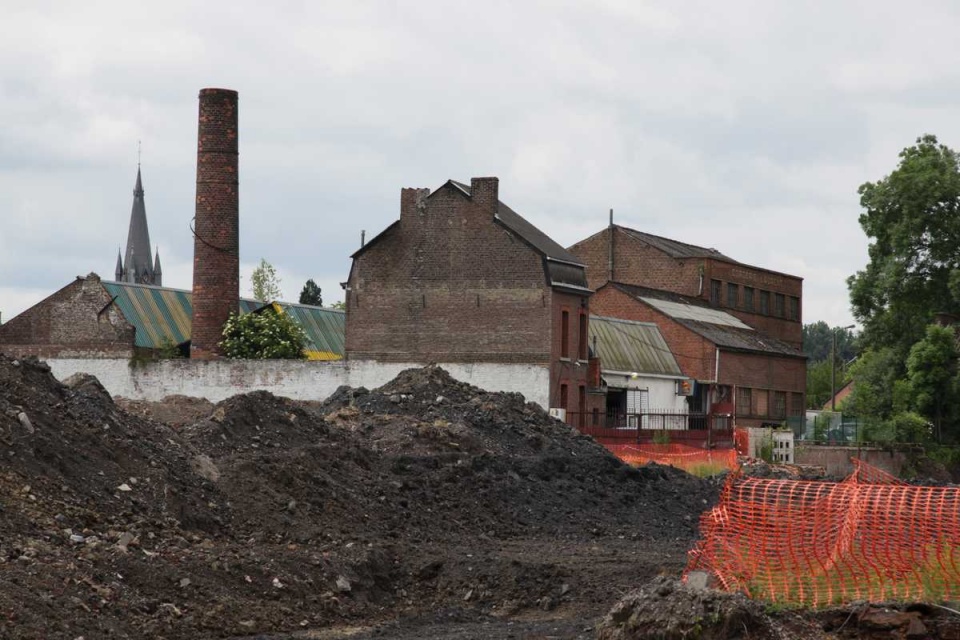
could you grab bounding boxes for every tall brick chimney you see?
[190,88,239,359]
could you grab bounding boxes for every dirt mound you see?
[596,576,823,639]
[0,359,722,639]
[117,394,215,429]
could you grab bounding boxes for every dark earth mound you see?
[0,356,718,639]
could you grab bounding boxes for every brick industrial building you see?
[569,223,802,348]
[345,177,600,416]
[568,223,805,428]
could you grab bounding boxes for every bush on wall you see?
[219,308,307,359]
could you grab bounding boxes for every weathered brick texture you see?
[346,179,596,413]
[568,226,803,348]
[0,274,134,358]
[191,88,239,359]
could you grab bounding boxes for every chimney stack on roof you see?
[190,88,239,359]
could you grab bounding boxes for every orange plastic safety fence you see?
[605,443,738,475]
[687,460,960,607]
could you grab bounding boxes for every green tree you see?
[298,279,323,306]
[906,324,959,441]
[330,300,345,310]
[251,258,282,302]
[219,309,307,359]
[845,347,907,421]
[802,321,857,363]
[847,135,960,356]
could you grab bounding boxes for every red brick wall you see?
[568,227,703,295]
[707,260,802,347]
[0,275,134,358]
[549,290,591,412]
[569,228,804,348]
[191,88,239,359]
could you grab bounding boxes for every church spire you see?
[153,246,163,286]
[120,165,157,285]
[115,247,123,281]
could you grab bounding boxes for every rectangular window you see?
[736,387,752,417]
[727,283,738,308]
[752,389,769,417]
[774,293,785,317]
[578,385,586,427]
[790,392,804,416]
[710,279,722,306]
[560,384,568,410]
[743,287,754,312]
[561,310,570,358]
[759,290,770,315]
[789,296,799,321]
[578,312,588,361]
[772,391,787,419]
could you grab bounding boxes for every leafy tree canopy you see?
[802,321,858,363]
[847,134,960,356]
[299,279,323,306]
[251,258,282,302]
[219,309,306,359]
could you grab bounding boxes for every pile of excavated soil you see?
[0,357,721,639]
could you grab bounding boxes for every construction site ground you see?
[2,355,958,639]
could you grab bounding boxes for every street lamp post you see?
[831,324,856,412]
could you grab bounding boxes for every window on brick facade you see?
[759,290,770,315]
[727,283,738,308]
[578,312,588,361]
[752,389,769,417]
[578,385,586,427]
[789,296,799,321]
[774,293,785,318]
[744,287,754,312]
[710,279,722,306]
[561,310,570,359]
[736,387,752,417]
[790,392,804,416]
[560,384,568,410]
[772,391,787,419]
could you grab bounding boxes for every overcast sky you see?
[2,1,957,329]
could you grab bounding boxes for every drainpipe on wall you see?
[607,208,614,283]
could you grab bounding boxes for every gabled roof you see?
[448,180,584,267]
[589,315,683,377]
[353,179,589,291]
[102,281,345,360]
[616,226,735,261]
[609,282,805,359]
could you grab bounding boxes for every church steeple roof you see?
[119,166,157,285]
[153,247,162,286]
[115,248,124,281]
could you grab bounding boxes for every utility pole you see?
[831,324,855,412]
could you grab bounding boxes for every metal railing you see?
[564,410,734,447]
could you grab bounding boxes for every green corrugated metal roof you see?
[103,281,194,349]
[268,301,345,360]
[102,281,345,359]
[589,315,682,376]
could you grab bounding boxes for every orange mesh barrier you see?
[687,460,960,607]
[605,443,738,475]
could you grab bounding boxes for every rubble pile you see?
[0,356,721,639]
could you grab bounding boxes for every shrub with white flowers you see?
[219,309,307,359]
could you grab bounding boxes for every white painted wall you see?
[604,372,688,413]
[46,359,551,408]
